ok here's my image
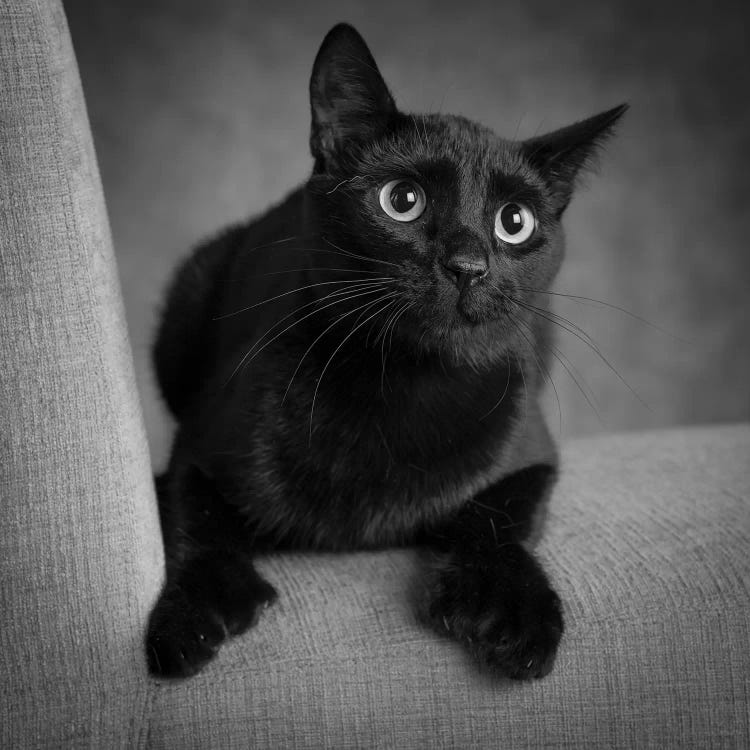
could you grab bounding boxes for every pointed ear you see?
[522,104,628,215]
[309,24,397,170]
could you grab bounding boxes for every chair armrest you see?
[0,1,162,745]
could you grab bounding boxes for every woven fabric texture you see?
[147,425,750,749]
[1,1,749,748]
[0,1,163,747]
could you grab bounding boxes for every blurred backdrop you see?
[63,0,750,468]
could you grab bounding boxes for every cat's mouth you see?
[453,282,509,325]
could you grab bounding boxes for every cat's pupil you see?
[500,203,525,234]
[390,182,418,213]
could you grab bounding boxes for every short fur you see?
[146,23,626,679]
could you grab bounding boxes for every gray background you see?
[63,0,750,468]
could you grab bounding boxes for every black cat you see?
[146,23,626,680]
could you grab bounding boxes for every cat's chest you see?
[208,345,523,547]
[270,364,521,544]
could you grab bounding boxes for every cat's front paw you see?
[146,558,277,679]
[428,553,564,679]
[146,587,227,678]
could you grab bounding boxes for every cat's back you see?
[153,187,307,419]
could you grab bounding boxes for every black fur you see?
[146,23,625,679]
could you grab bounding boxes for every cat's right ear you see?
[309,24,397,171]
[522,104,628,216]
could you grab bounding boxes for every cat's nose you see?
[441,255,489,289]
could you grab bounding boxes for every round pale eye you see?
[378,179,426,222]
[494,202,535,244]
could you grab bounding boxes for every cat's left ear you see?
[309,24,397,171]
[522,104,628,215]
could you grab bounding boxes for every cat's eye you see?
[494,202,535,245]
[378,179,426,222]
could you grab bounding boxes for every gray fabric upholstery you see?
[1,1,749,748]
[147,426,750,749]
[0,1,163,746]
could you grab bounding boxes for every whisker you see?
[410,114,428,151]
[365,300,393,349]
[516,311,604,430]
[367,299,393,352]
[309,297,399,443]
[236,235,388,262]
[224,284,391,385]
[283,292,398,405]
[378,309,399,397]
[511,314,563,436]
[518,286,689,343]
[242,281,390,358]
[213,276,394,320]
[544,338,603,416]
[231,233,403,272]
[514,348,529,430]
[326,175,367,195]
[546,343,604,427]
[279,246,399,266]
[513,297,604,355]
[478,353,512,421]
[511,296,651,412]
[238,235,308,254]
[373,298,403,347]
[321,235,401,269]
[347,290,401,335]
[421,114,430,147]
[242,267,386,278]
[528,320,605,427]
[379,301,411,398]
[387,302,411,361]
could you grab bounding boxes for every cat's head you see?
[305,23,626,366]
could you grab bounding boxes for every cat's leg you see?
[146,465,276,678]
[423,464,564,679]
